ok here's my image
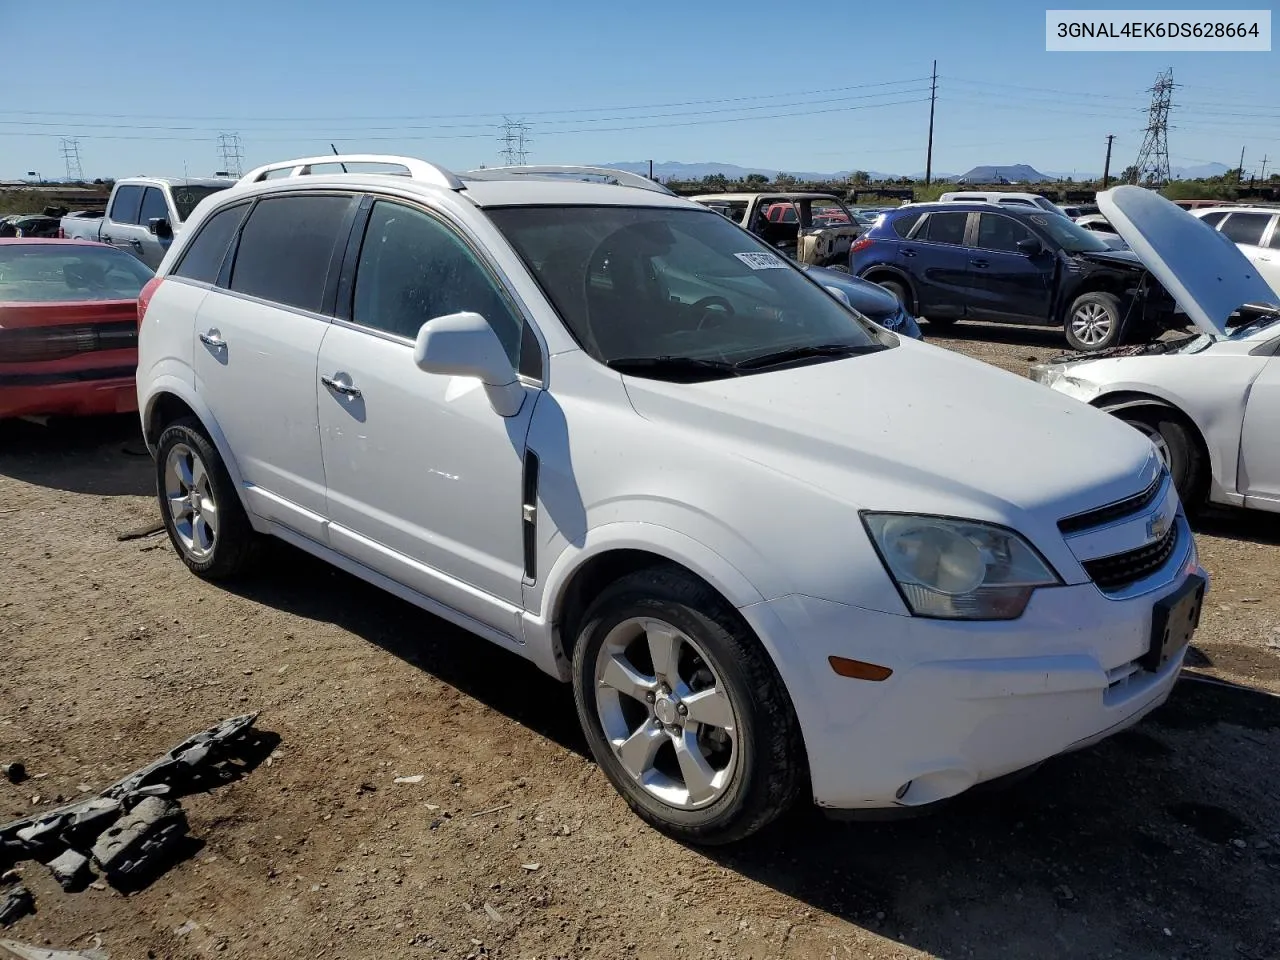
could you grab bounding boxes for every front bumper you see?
[740,561,1206,811]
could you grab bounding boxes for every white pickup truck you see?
[60,176,236,269]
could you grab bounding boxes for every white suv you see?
[136,155,1207,843]
[1189,205,1280,298]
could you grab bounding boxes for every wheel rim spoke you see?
[615,720,664,780]
[644,621,681,681]
[200,499,219,537]
[681,686,734,731]
[599,653,656,704]
[167,494,191,521]
[672,728,718,805]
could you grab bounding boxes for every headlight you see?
[862,513,1061,620]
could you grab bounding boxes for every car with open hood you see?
[136,157,1206,844]
[1031,185,1280,514]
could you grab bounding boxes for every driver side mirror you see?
[148,217,173,240]
[413,312,524,417]
[1017,237,1043,256]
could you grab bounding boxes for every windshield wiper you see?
[732,342,884,371]
[606,355,742,380]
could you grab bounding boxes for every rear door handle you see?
[900,248,917,258]
[199,330,226,349]
[321,374,362,399]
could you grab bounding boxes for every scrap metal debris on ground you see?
[0,940,108,960]
[0,714,264,926]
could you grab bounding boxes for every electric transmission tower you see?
[498,117,532,165]
[216,132,245,177]
[1130,68,1176,186]
[60,138,84,180]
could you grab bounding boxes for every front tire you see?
[155,417,257,579]
[1065,291,1123,352]
[1114,406,1207,508]
[571,565,804,845]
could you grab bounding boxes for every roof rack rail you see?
[463,165,675,196]
[238,154,464,191]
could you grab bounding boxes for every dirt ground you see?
[3,320,1280,960]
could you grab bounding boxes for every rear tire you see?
[1113,406,1207,509]
[571,565,804,845]
[874,278,910,309]
[155,417,258,580]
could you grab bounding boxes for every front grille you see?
[1083,524,1178,592]
[1058,471,1165,535]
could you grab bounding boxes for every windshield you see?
[1029,213,1112,253]
[170,184,231,221]
[488,206,887,371]
[0,244,154,302]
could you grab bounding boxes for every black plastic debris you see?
[90,798,187,882]
[0,885,33,928]
[45,851,90,892]
[0,766,24,786]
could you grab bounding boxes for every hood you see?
[802,265,900,318]
[1098,185,1278,339]
[622,340,1157,523]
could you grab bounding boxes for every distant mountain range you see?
[599,159,1238,184]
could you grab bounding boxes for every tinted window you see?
[891,211,923,237]
[1220,213,1270,246]
[171,185,231,221]
[229,195,352,313]
[1269,227,1280,251]
[977,214,1034,253]
[138,187,169,226]
[921,212,968,245]
[108,185,143,225]
[0,244,153,302]
[171,203,250,284]
[352,200,524,365]
[1199,211,1229,227]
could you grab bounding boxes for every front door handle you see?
[199,330,226,349]
[129,238,143,249]
[900,247,917,258]
[321,374,362,399]
[969,258,989,268]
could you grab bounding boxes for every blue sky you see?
[2,0,1275,181]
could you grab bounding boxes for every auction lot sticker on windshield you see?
[735,252,789,270]
[1046,10,1271,51]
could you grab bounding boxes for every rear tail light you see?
[137,276,163,327]
[0,322,138,363]
[851,236,874,254]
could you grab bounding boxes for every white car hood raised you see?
[1098,185,1278,339]
[622,341,1157,523]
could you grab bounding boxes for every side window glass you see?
[108,185,143,225]
[171,203,250,284]
[977,214,1033,253]
[229,195,353,313]
[138,187,169,227]
[922,212,968,245]
[892,211,923,237]
[1220,213,1270,246]
[1198,211,1228,227]
[352,200,524,367]
[1268,220,1280,250]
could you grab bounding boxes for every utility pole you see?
[1101,134,1115,189]
[1238,145,1246,183]
[648,159,654,180]
[1261,155,1270,181]
[924,59,937,187]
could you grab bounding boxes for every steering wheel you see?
[691,295,735,331]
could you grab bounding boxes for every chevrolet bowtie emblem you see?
[1147,511,1171,542]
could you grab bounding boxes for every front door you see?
[192,192,357,543]
[317,198,537,635]
[1240,352,1280,505]
[968,212,1054,323]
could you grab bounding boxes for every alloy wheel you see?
[163,442,219,562]
[1070,302,1114,347]
[593,617,738,810]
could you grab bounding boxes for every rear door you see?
[968,212,1053,322]
[897,210,974,319]
[192,191,358,543]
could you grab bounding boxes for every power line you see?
[59,137,83,180]
[216,132,244,177]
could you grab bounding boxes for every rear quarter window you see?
[171,202,251,284]
[228,194,354,313]
[890,211,924,237]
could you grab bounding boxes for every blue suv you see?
[848,203,1179,351]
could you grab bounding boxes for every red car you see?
[0,239,154,420]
